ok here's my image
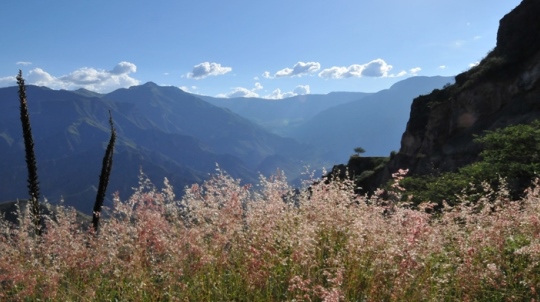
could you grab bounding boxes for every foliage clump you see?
[401,120,540,207]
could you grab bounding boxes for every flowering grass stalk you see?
[1,169,540,301]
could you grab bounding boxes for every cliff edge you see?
[383,0,540,181]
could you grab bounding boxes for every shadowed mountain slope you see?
[0,83,317,213]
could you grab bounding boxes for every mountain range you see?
[202,76,452,162]
[1,76,453,213]
[199,92,372,136]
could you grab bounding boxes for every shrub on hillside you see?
[401,120,540,207]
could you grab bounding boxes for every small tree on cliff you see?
[353,147,366,157]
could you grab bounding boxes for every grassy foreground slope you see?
[1,170,540,301]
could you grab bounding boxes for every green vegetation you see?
[352,146,366,157]
[2,170,540,301]
[455,53,508,91]
[401,120,540,207]
[5,76,540,299]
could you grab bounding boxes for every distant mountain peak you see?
[74,88,103,98]
[141,81,159,87]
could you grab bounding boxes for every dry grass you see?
[1,169,540,301]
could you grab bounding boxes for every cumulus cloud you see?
[319,59,393,79]
[110,61,137,75]
[395,70,408,77]
[386,67,421,78]
[362,59,393,77]
[264,85,311,100]
[179,85,198,93]
[265,88,294,99]
[188,62,232,79]
[0,62,140,93]
[16,61,32,66]
[439,65,447,70]
[409,67,421,75]
[217,82,262,98]
[293,85,310,95]
[27,68,58,86]
[469,61,480,67]
[217,83,310,99]
[218,87,260,98]
[319,65,361,79]
[262,71,272,79]
[0,75,16,86]
[265,62,320,79]
[275,62,320,78]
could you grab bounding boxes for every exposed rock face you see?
[383,0,540,180]
[495,0,540,64]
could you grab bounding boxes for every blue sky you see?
[0,0,522,98]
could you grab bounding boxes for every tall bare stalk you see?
[92,111,116,232]
[17,70,42,235]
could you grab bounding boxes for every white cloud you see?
[439,65,447,70]
[469,61,480,67]
[218,87,260,98]
[388,67,420,78]
[293,85,310,95]
[409,67,421,75]
[218,83,311,100]
[27,68,58,86]
[0,75,16,86]
[265,88,294,99]
[110,61,136,75]
[188,62,232,79]
[362,59,393,77]
[264,85,311,100]
[179,85,198,93]
[318,65,361,79]
[0,62,141,93]
[217,82,262,98]
[16,61,32,66]
[395,70,408,77]
[267,61,321,78]
[319,59,393,79]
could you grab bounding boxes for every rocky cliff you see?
[381,0,540,181]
